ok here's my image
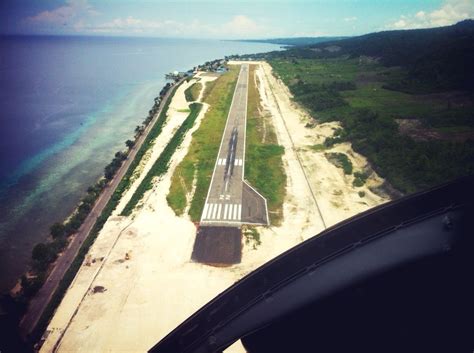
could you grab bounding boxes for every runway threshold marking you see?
[198,63,259,229]
[202,203,242,221]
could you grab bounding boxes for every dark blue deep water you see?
[0,35,279,291]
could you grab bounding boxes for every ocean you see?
[0,35,279,292]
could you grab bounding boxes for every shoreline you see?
[13,77,185,343]
[0,81,166,294]
[0,38,283,294]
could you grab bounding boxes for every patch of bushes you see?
[297,91,347,112]
[290,81,355,113]
[353,171,369,187]
[324,127,347,147]
[325,152,353,175]
[243,227,261,249]
[310,144,326,152]
[184,82,202,102]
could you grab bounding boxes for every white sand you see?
[40,64,389,353]
[114,79,195,215]
[257,62,389,227]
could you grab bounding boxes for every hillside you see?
[257,20,474,195]
[238,36,348,46]
[264,20,474,92]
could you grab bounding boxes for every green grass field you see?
[167,67,240,220]
[245,65,286,225]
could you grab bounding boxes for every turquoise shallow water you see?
[0,35,279,292]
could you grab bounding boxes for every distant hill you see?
[260,19,474,194]
[270,20,474,91]
[238,37,348,46]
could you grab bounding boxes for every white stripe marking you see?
[228,204,234,220]
[217,204,222,219]
[224,204,229,220]
[212,203,218,219]
[238,204,242,220]
[203,203,210,220]
[206,204,214,219]
[233,204,238,220]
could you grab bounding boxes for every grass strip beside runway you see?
[245,64,286,225]
[167,66,240,220]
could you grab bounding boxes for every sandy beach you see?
[39,63,390,353]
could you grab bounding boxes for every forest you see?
[264,20,474,194]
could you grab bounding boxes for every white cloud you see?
[392,19,408,29]
[22,1,267,38]
[79,15,266,38]
[415,11,426,19]
[221,15,264,36]
[25,0,98,26]
[386,0,474,30]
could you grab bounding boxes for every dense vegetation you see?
[246,20,474,93]
[244,65,286,225]
[266,20,474,194]
[122,103,203,215]
[167,66,239,220]
[343,109,474,193]
[325,152,353,175]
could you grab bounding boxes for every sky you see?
[0,0,473,39]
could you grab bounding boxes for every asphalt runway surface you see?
[193,64,268,265]
[200,64,268,227]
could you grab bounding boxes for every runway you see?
[200,64,268,226]
[193,64,268,265]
